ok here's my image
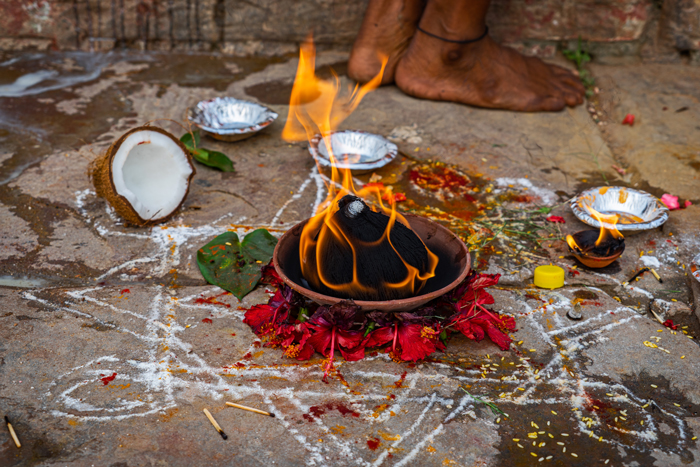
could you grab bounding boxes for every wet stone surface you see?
[1,51,700,466]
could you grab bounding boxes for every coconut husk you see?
[89,125,195,226]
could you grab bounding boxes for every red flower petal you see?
[484,321,513,350]
[243,304,276,335]
[397,323,438,362]
[340,344,366,361]
[546,215,565,224]
[454,319,485,341]
[663,319,678,331]
[307,323,333,356]
[622,114,635,126]
[366,326,394,348]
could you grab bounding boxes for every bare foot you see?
[395,32,586,111]
[348,0,426,85]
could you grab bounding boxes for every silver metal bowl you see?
[308,130,398,174]
[571,187,669,234]
[188,97,278,142]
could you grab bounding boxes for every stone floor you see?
[1,50,699,466]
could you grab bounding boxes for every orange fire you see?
[282,36,439,298]
[566,205,624,252]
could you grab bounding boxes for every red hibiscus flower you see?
[366,321,445,362]
[274,322,315,360]
[443,272,515,350]
[243,285,295,336]
[307,301,366,380]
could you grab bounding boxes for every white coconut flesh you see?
[111,130,192,221]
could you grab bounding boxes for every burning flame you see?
[283,36,439,298]
[566,205,624,252]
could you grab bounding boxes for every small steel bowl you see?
[188,97,278,142]
[571,187,669,234]
[308,130,398,174]
[273,214,470,312]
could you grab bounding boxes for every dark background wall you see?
[1,0,699,61]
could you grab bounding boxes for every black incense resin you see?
[305,195,432,301]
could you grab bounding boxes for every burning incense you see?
[281,37,438,302]
[5,416,21,448]
[650,268,663,283]
[226,402,276,418]
[202,408,228,440]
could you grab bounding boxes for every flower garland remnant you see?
[243,266,516,380]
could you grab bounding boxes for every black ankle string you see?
[416,25,488,44]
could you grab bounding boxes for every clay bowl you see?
[273,214,470,312]
[568,230,625,268]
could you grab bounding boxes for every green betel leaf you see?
[196,229,278,300]
[180,130,201,149]
[180,131,235,172]
[192,148,210,161]
[200,149,235,172]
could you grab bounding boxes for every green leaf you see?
[180,131,235,172]
[192,147,235,172]
[298,307,310,323]
[180,130,201,149]
[196,229,278,300]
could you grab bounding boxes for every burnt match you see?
[5,416,21,448]
[623,267,649,286]
[203,408,228,440]
[650,268,663,283]
[226,401,276,417]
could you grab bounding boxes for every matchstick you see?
[226,402,276,418]
[203,408,228,440]
[5,416,21,448]
[650,268,663,283]
[649,309,665,325]
[623,267,649,286]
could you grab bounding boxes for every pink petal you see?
[661,194,680,210]
[684,200,692,208]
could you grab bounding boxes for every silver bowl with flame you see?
[188,97,278,142]
[571,187,669,234]
[308,130,398,174]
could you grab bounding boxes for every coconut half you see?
[91,126,195,226]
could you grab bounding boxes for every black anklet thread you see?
[416,25,488,44]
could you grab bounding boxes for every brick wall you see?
[1,0,698,60]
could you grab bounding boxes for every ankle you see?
[418,5,486,40]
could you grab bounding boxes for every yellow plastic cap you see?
[534,265,565,289]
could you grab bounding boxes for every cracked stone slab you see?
[2,284,700,466]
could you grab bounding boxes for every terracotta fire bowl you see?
[568,230,626,269]
[273,214,470,312]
